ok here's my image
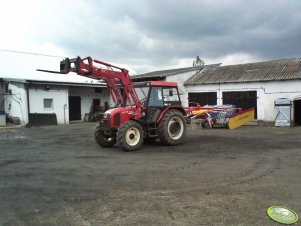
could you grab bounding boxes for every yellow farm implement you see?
[186,105,255,129]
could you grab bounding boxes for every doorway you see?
[294,99,301,125]
[223,91,258,119]
[69,96,81,120]
[92,99,101,113]
[188,92,217,106]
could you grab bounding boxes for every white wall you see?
[4,82,28,125]
[185,80,301,122]
[6,78,300,125]
[3,82,111,125]
[29,85,69,124]
[261,80,301,121]
[165,70,200,107]
[69,87,110,120]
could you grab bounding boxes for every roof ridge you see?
[220,57,301,68]
[133,63,221,78]
[136,66,203,76]
[184,57,301,85]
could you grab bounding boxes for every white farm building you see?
[133,58,301,125]
[0,72,111,126]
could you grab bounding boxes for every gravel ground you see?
[0,123,300,225]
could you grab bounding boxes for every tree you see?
[192,56,205,67]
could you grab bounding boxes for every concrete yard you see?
[0,123,300,225]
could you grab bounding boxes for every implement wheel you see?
[95,123,116,147]
[158,110,186,145]
[117,120,144,151]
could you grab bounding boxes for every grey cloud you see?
[32,0,301,72]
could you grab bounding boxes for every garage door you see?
[222,91,257,119]
[188,92,217,106]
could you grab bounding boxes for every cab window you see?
[163,88,180,105]
[148,87,163,107]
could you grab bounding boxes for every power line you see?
[0,48,66,58]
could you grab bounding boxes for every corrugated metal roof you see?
[132,66,204,80]
[2,77,107,87]
[184,58,301,85]
[131,64,221,81]
[1,70,106,85]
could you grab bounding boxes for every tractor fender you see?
[156,106,186,124]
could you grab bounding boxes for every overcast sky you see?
[0,0,300,75]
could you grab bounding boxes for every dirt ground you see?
[0,123,300,226]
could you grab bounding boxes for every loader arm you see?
[60,56,141,117]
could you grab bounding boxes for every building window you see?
[44,99,53,109]
[95,87,102,93]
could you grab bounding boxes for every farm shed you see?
[184,58,301,124]
[1,76,109,126]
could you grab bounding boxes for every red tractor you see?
[59,57,187,151]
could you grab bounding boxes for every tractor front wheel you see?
[117,120,144,151]
[95,123,116,147]
[158,110,186,145]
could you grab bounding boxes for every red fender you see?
[156,106,186,124]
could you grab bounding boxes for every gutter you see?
[25,84,31,127]
[1,78,107,88]
[26,80,107,88]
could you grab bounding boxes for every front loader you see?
[55,57,187,151]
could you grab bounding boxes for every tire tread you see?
[158,110,186,146]
[117,120,144,151]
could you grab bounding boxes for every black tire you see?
[95,123,116,147]
[158,110,186,145]
[117,120,144,151]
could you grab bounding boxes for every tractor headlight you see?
[103,113,110,119]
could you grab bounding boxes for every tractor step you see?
[147,125,158,136]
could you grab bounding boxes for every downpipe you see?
[63,104,67,124]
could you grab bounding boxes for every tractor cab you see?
[133,81,182,108]
[133,81,186,138]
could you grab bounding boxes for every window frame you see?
[148,86,163,107]
[43,98,53,109]
[162,87,181,106]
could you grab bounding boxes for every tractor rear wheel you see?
[117,120,144,151]
[158,110,186,145]
[95,123,116,147]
